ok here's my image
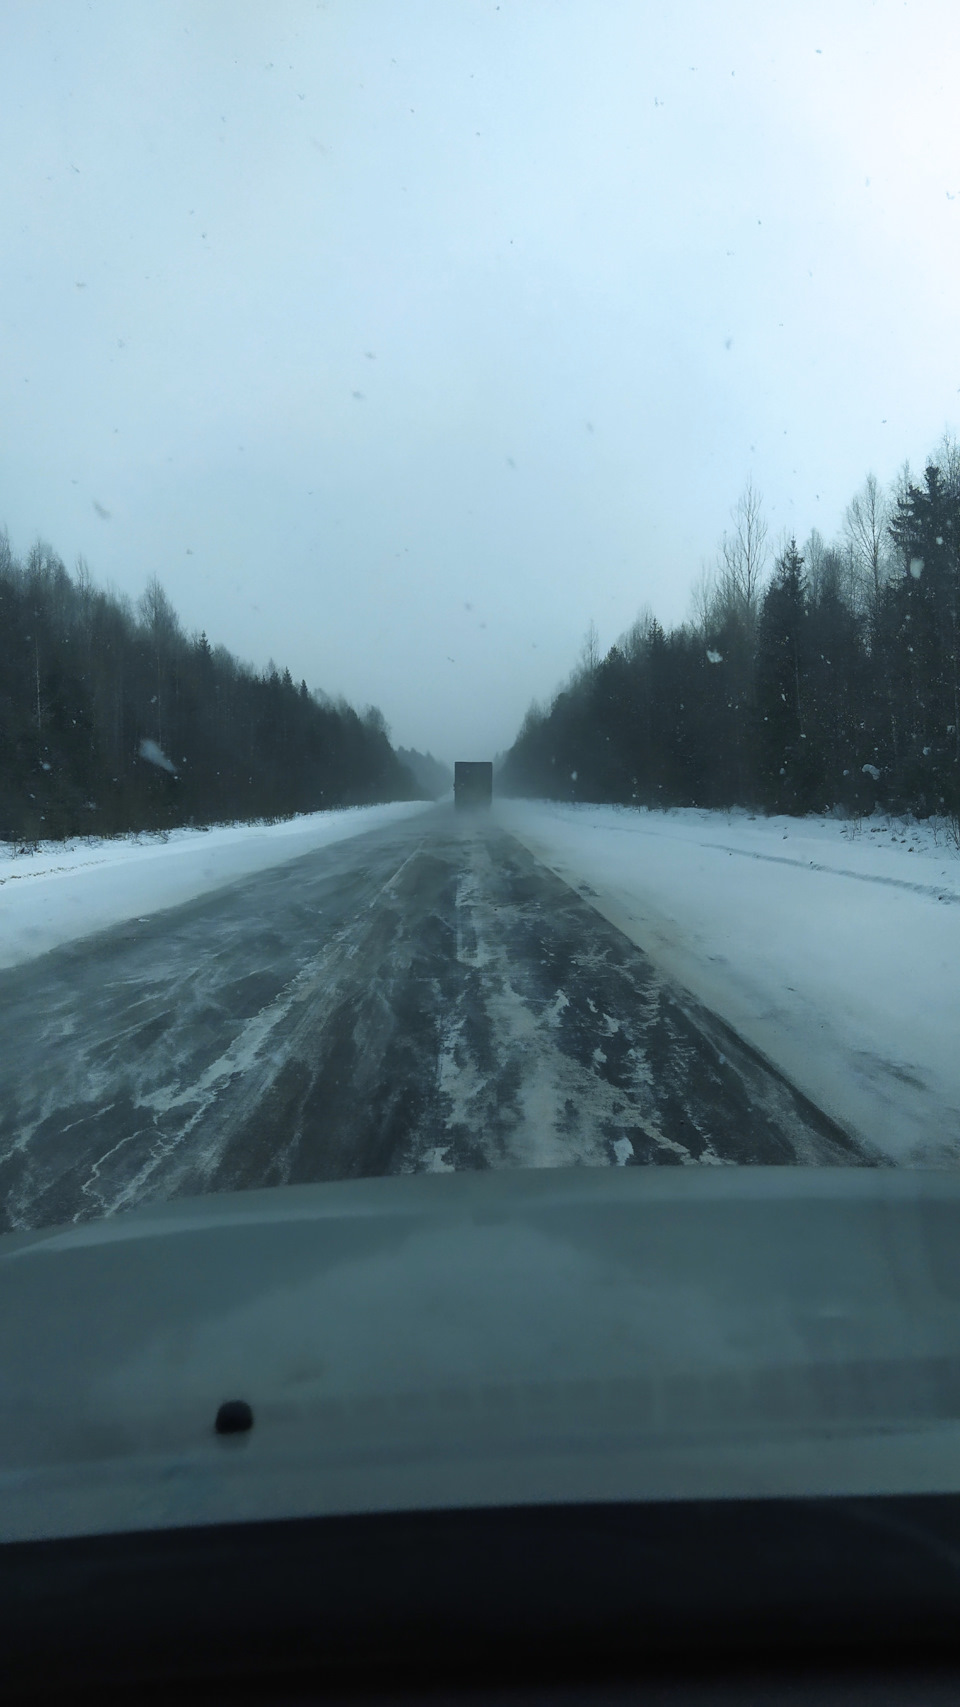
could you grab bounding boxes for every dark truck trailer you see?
[454,761,493,810]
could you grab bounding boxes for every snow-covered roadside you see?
[0,801,432,970]
[495,800,960,1166]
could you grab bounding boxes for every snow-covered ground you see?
[496,800,960,1167]
[0,801,431,970]
[3,795,957,1167]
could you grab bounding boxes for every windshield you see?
[1,7,958,1224]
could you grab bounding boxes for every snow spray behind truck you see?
[454,762,493,810]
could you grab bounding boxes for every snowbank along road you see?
[499,801,960,1165]
[0,806,868,1232]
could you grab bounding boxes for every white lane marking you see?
[368,843,424,907]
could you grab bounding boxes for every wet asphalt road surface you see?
[0,806,869,1232]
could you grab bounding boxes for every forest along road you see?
[0,805,870,1233]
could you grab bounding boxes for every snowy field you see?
[496,800,960,1167]
[0,801,431,970]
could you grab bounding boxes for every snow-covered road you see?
[1,796,952,1230]
[0,807,864,1233]
[496,801,960,1164]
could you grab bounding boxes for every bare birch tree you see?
[717,479,768,622]
[689,562,717,638]
[843,472,890,626]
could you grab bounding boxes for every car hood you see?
[3,1165,960,1543]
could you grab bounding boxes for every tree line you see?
[0,537,421,842]
[500,439,960,831]
[395,747,453,799]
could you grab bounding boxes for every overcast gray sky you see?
[2,1,960,762]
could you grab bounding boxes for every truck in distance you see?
[454,761,493,810]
